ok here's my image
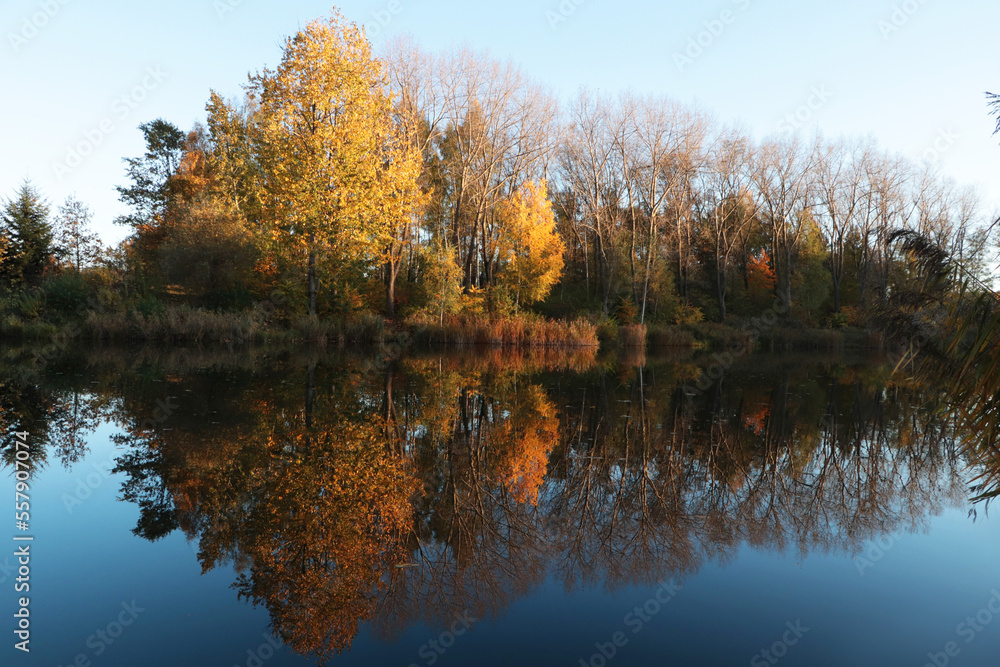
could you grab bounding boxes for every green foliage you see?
[673,303,705,326]
[43,272,90,314]
[614,297,638,325]
[1,181,55,287]
[115,119,186,230]
[134,296,167,318]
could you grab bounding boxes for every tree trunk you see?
[307,244,317,317]
[386,258,398,318]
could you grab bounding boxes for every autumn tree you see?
[246,11,422,317]
[157,128,260,307]
[494,180,565,307]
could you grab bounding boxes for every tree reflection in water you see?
[0,347,978,662]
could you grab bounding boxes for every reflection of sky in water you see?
[1,351,999,667]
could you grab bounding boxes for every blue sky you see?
[1,0,998,245]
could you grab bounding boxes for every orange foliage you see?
[493,385,559,505]
[747,250,777,294]
[743,404,771,436]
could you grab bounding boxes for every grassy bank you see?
[0,301,888,353]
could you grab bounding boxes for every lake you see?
[1,345,999,666]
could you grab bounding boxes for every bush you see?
[43,273,91,314]
[134,296,166,318]
[673,303,704,325]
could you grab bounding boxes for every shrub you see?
[673,303,704,325]
[618,324,647,348]
[43,273,91,314]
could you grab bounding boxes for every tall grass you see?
[618,324,647,348]
[647,325,697,348]
[83,307,264,344]
[407,314,598,348]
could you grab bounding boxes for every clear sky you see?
[2,0,998,245]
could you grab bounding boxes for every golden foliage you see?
[495,180,565,306]
[246,10,423,282]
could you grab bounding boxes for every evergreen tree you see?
[1,181,54,287]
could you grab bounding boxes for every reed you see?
[407,314,599,348]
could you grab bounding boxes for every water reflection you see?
[0,347,981,662]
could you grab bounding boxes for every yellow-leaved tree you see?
[495,180,565,307]
[246,10,422,316]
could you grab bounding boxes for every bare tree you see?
[698,126,761,322]
[751,135,815,309]
[557,90,629,316]
[815,138,871,313]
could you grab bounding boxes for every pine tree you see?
[1,181,54,287]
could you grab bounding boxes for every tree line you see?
[2,9,996,339]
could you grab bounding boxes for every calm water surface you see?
[1,347,998,666]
